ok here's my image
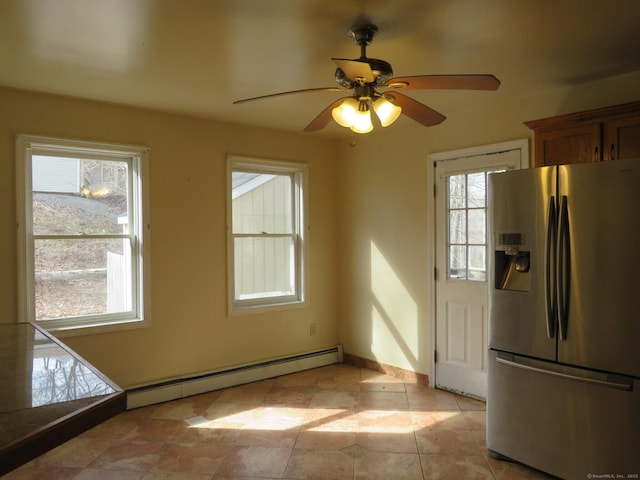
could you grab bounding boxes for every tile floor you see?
[4,364,556,479]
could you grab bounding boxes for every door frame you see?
[427,139,530,388]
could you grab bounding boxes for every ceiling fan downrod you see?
[348,24,378,59]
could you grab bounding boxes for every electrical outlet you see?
[309,323,316,335]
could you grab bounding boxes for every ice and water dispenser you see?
[494,233,531,292]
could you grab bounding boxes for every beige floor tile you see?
[303,407,359,432]
[412,410,470,431]
[359,391,409,410]
[215,446,291,477]
[421,454,494,480]
[462,410,487,430]
[473,430,488,450]
[486,455,558,479]
[284,449,354,480]
[142,471,211,480]
[263,384,317,406]
[359,380,407,393]
[415,429,482,455]
[318,364,362,382]
[354,451,425,480]
[295,429,357,450]
[204,402,262,428]
[309,389,360,410]
[122,418,188,443]
[316,377,362,392]
[236,427,299,448]
[357,431,418,453]
[358,410,413,433]
[176,419,243,445]
[154,443,228,475]
[275,369,322,387]
[147,391,220,420]
[215,382,272,404]
[88,440,166,472]
[407,389,461,411]
[455,395,486,411]
[74,468,144,479]
[248,405,308,429]
[360,369,406,384]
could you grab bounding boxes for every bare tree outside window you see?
[17,135,149,331]
[447,171,499,281]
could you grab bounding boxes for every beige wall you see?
[2,70,639,389]
[336,71,640,377]
[0,87,339,388]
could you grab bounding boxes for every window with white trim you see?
[16,135,150,332]
[227,156,308,314]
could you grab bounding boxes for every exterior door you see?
[433,144,525,399]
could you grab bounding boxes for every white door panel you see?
[433,144,526,399]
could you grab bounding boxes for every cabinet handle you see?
[611,143,616,160]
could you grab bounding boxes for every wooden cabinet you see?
[525,101,640,167]
[604,113,640,161]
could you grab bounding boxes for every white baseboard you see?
[126,345,343,409]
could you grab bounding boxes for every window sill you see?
[39,318,151,338]
[228,300,307,317]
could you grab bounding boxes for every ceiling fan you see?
[233,24,500,133]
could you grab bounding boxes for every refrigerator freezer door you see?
[488,166,556,360]
[487,350,640,479]
[558,159,640,377]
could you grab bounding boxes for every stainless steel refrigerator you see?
[487,158,640,479]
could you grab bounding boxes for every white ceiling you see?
[1,0,639,137]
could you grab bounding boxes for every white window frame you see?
[16,134,151,335]
[227,155,309,316]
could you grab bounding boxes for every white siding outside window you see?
[227,156,308,315]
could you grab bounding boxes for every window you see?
[16,135,150,333]
[446,171,497,281]
[227,156,308,314]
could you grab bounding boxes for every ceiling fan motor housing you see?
[334,58,393,88]
[335,24,394,88]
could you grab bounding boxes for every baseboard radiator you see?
[126,345,343,409]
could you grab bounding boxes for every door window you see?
[447,171,495,281]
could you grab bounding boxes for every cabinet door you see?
[604,114,640,160]
[534,123,601,167]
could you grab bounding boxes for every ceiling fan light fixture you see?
[373,96,402,127]
[234,22,499,134]
[332,97,359,127]
[350,107,373,134]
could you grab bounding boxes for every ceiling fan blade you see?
[304,98,348,132]
[234,87,343,104]
[386,74,500,91]
[332,58,374,83]
[384,92,446,127]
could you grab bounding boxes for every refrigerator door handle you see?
[545,196,557,338]
[557,195,570,341]
[496,356,633,391]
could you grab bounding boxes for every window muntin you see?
[16,136,149,332]
[228,157,307,313]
